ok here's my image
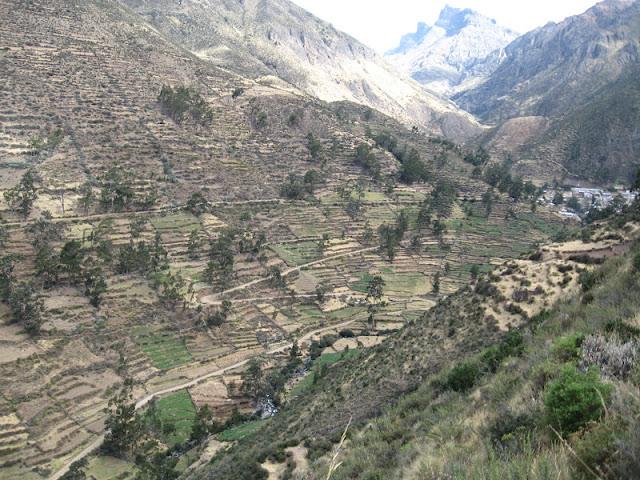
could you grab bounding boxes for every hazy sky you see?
[291,0,601,52]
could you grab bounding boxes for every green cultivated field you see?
[270,241,322,266]
[217,419,265,442]
[154,390,198,446]
[134,327,193,370]
[289,349,360,398]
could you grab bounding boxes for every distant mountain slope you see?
[0,0,478,211]
[386,6,518,95]
[455,0,640,184]
[119,0,481,141]
[455,0,640,123]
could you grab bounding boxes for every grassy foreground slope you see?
[190,209,640,480]
[308,242,640,479]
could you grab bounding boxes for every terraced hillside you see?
[121,0,481,141]
[0,1,588,480]
[189,215,640,480]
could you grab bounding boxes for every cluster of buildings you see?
[541,187,638,219]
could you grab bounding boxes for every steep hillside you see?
[0,1,571,479]
[0,0,470,211]
[454,0,640,183]
[188,207,640,480]
[386,6,517,95]
[119,0,482,141]
[455,0,640,122]
[304,222,640,479]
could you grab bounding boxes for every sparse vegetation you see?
[4,170,38,217]
[1,4,631,479]
[158,85,213,124]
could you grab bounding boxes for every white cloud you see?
[291,0,601,52]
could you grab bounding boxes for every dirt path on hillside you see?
[3,199,285,228]
[199,246,379,303]
[48,317,360,480]
[5,196,429,229]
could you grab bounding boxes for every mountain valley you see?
[0,1,639,480]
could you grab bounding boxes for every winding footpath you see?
[44,208,379,479]
[48,318,360,480]
[200,246,379,303]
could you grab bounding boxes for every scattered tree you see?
[190,405,219,443]
[84,265,107,308]
[632,167,640,192]
[156,271,185,308]
[0,255,18,302]
[362,221,374,245]
[432,272,441,294]
[553,191,565,206]
[151,232,169,272]
[103,378,143,457]
[306,133,322,161]
[99,167,134,212]
[59,240,85,283]
[77,182,95,215]
[399,149,429,184]
[508,176,524,202]
[187,229,202,260]
[0,222,7,249]
[206,231,235,290]
[268,265,286,289]
[315,282,330,303]
[158,85,213,124]
[430,179,457,218]
[463,147,490,167]
[4,170,38,217]
[280,174,307,200]
[470,264,480,280]
[186,191,208,216]
[207,299,232,327]
[8,282,45,335]
[354,144,380,178]
[135,446,179,480]
[567,196,582,212]
[35,244,60,288]
[481,188,495,218]
[60,458,87,480]
[366,275,386,329]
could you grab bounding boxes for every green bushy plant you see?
[552,333,585,362]
[544,366,612,436]
[444,361,481,392]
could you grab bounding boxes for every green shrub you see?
[552,333,585,362]
[579,270,600,292]
[544,366,612,436]
[481,346,504,374]
[444,361,481,392]
[481,330,525,373]
[489,410,535,453]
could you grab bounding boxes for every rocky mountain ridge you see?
[456,0,640,184]
[120,0,481,141]
[386,5,518,95]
